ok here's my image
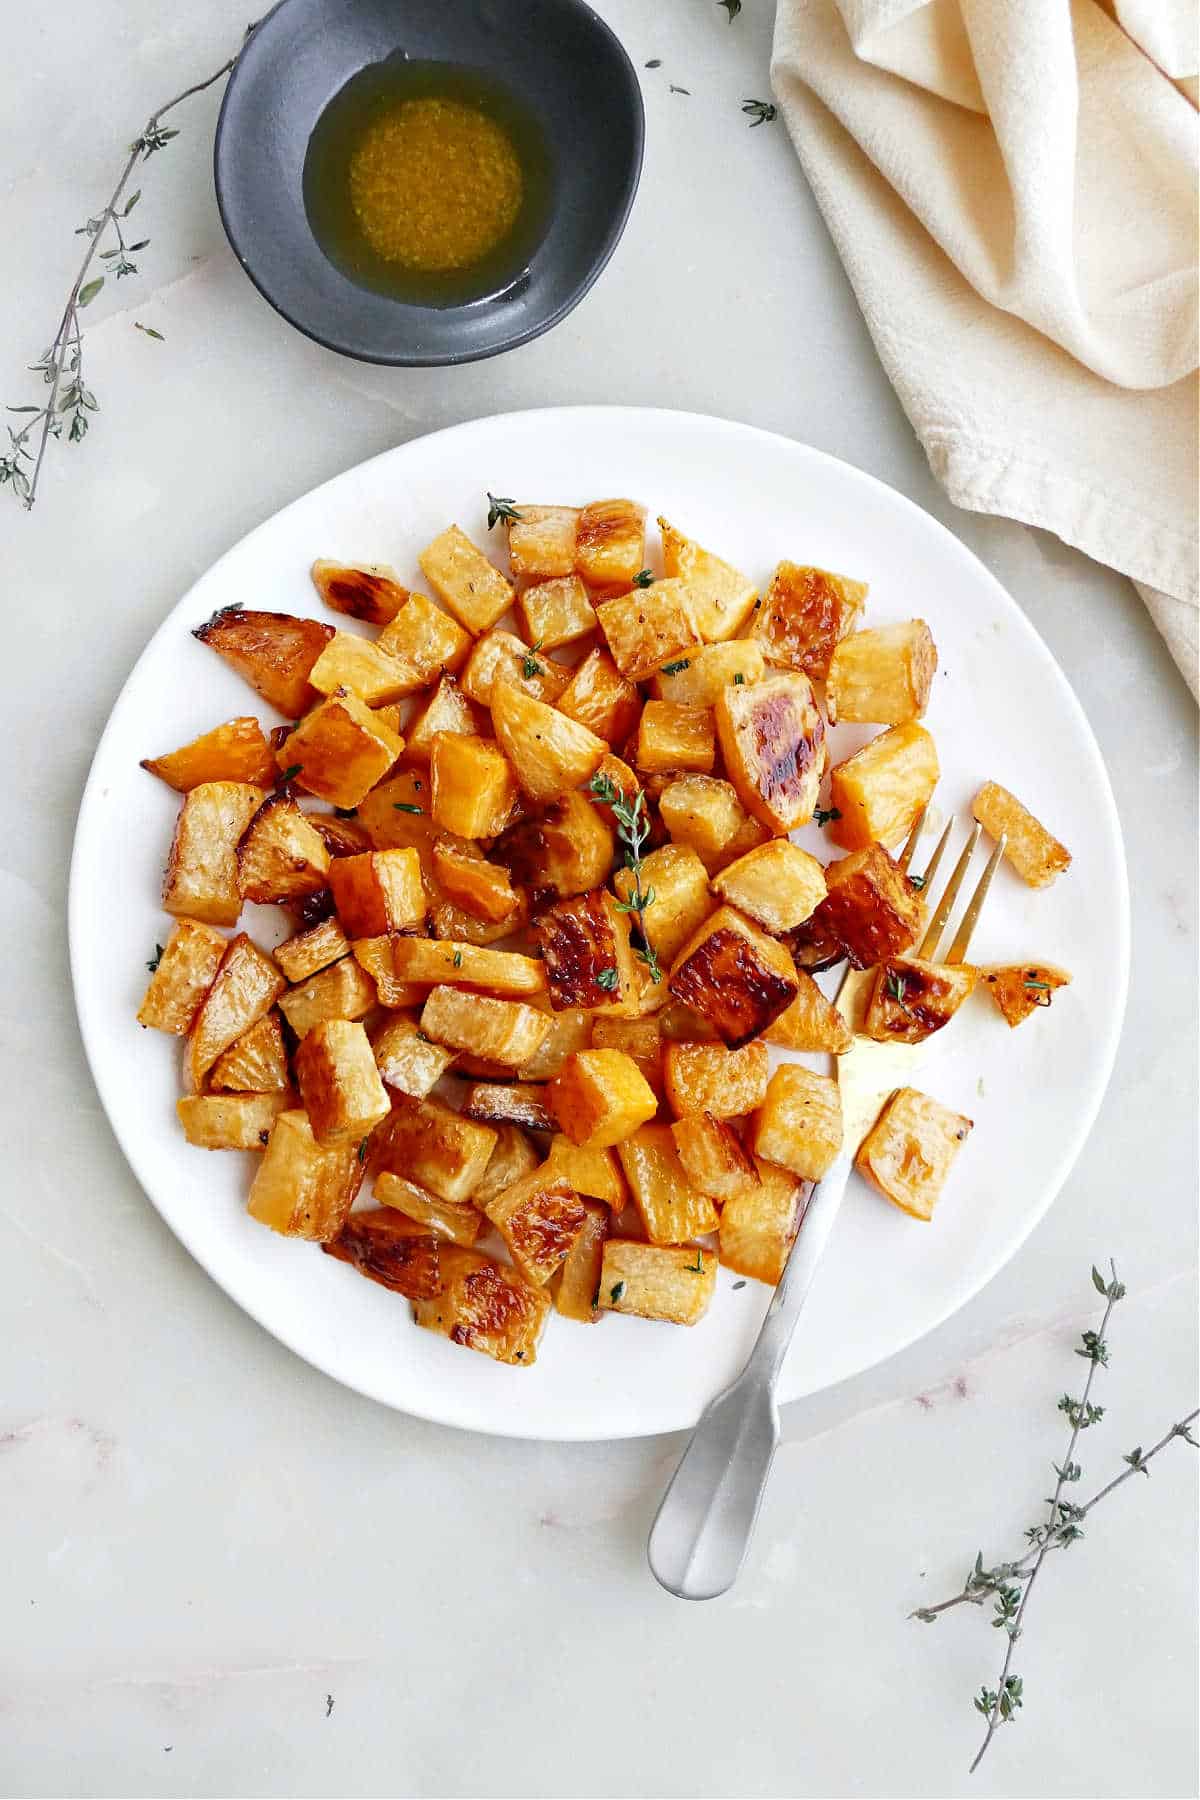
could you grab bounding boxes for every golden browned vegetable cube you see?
[980,962,1072,1026]
[616,1123,719,1245]
[356,769,437,857]
[294,1018,390,1148]
[310,559,408,625]
[554,1201,609,1322]
[236,793,331,904]
[187,933,286,1091]
[348,936,426,1009]
[856,1086,973,1220]
[635,701,715,776]
[482,1165,587,1285]
[279,955,376,1039]
[657,774,767,873]
[273,917,351,984]
[575,498,646,589]
[431,837,518,922]
[595,578,702,683]
[491,681,606,803]
[668,905,799,1047]
[391,938,546,997]
[663,1038,770,1119]
[419,524,514,633]
[715,671,825,835]
[750,1065,843,1180]
[556,648,643,746]
[972,781,1071,889]
[162,780,266,926]
[590,1015,666,1098]
[764,969,853,1053]
[279,690,404,811]
[176,1091,292,1151]
[193,606,334,718]
[141,716,276,792]
[328,847,425,938]
[421,986,551,1068]
[459,628,570,709]
[472,1124,540,1208]
[505,503,578,578]
[657,1000,722,1043]
[322,1208,443,1300]
[658,516,759,641]
[430,896,529,947]
[209,1011,290,1092]
[671,1112,760,1203]
[137,917,227,1034]
[614,842,712,967]
[460,1082,556,1132]
[813,843,922,969]
[376,1094,498,1203]
[826,621,937,725]
[651,640,764,705]
[309,632,419,706]
[864,957,978,1045]
[374,1171,483,1245]
[828,722,939,851]
[751,562,867,680]
[404,674,478,764]
[430,733,519,838]
[370,1011,458,1094]
[719,1156,805,1284]
[533,888,638,1013]
[517,574,596,650]
[545,1135,629,1208]
[248,1108,363,1240]
[598,1240,716,1325]
[376,591,473,683]
[494,790,615,902]
[517,1005,592,1080]
[413,1245,550,1365]
[711,841,824,937]
[548,1049,658,1148]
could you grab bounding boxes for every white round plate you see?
[69,408,1128,1440]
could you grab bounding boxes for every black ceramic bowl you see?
[214,0,644,366]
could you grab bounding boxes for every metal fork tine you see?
[919,822,982,959]
[944,833,1006,964]
[897,806,928,873]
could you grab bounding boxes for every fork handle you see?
[647,1153,853,1600]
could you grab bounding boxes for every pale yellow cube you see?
[712,839,826,934]
[750,1065,843,1180]
[517,574,596,649]
[598,1240,716,1326]
[616,1122,719,1245]
[419,524,514,633]
[376,592,473,683]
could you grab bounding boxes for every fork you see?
[647,808,1006,1601]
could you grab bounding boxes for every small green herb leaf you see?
[452,951,463,968]
[609,1280,626,1303]
[392,802,423,814]
[357,1138,367,1165]
[632,568,655,588]
[146,943,164,974]
[742,99,777,127]
[660,658,691,676]
[77,277,104,308]
[732,672,746,685]
[280,764,302,782]
[486,492,522,530]
[719,0,742,18]
[813,806,842,827]
[596,966,619,991]
[134,321,164,340]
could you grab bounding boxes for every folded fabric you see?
[772,0,1199,695]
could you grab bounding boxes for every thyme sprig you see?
[588,770,662,983]
[911,1261,1198,1775]
[742,100,778,127]
[486,493,522,530]
[1,25,256,511]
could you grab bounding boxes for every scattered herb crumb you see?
[669,84,690,95]
[134,321,165,340]
[731,1279,747,1290]
[357,1138,367,1164]
[146,943,164,973]
[687,1249,704,1273]
[742,99,777,127]
[660,658,691,676]
[732,672,746,685]
[325,1694,334,1718]
[976,1076,985,1098]
[719,0,742,17]
[610,1281,627,1303]
[910,873,927,890]
[632,568,654,588]
[453,951,463,968]
[644,58,662,69]
[486,493,522,530]
[596,966,619,991]
[813,806,842,827]
[521,639,545,679]
[392,802,423,814]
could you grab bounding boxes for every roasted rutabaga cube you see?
[505,503,578,579]
[548,1049,659,1149]
[420,986,551,1068]
[141,716,276,792]
[294,1018,390,1148]
[534,888,639,1013]
[979,962,1072,1026]
[187,933,286,1090]
[598,1241,717,1326]
[279,955,376,1037]
[482,1166,588,1285]
[616,1123,719,1245]
[635,701,715,775]
[192,606,334,718]
[460,1082,556,1132]
[431,838,518,923]
[658,517,759,641]
[460,628,571,708]
[310,812,372,858]
[671,1112,761,1203]
[657,775,766,873]
[310,559,408,626]
[429,732,519,838]
[750,1065,843,1181]
[574,498,647,589]
[390,938,546,998]
[375,1094,498,1204]
[322,1208,443,1299]
[472,1124,541,1209]
[328,847,426,937]
[614,843,712,967]
[370,1012,458,1095]
[590,1014,666,1097]
[972,781,1071,889]
[556,648,643,746]
[826,621,937,725]
[545,1135,629,1208]
[554,1201,610,1322]
[405,674,478,763]
[663,1039,770,1119]
[651,640,764,705]
[668,905,799,1047]
[715,672,825,835]
[176,1091,293,1151]
[356,769,437,857]
[763,968,853,1054]
[719,1157,806,1284]
[209,1011,291,1092]
[495,790,615,903]
[278,689,404,811]
[236,794,331,904]
[376,592,473,684]
[348,936,424,1009]
[517,574,596,649]
[418,524,514,633]
[412,1245,551,1365]
[518,1005,592,1080]
[828,722,938,851]
[595,579,702,683]
[751,562,867,680]
[491,681,607,803]
[374,1171,483,1245]
[711,839,826,934]
[308,632,420,706]
[248,1109,363,1241]
[864,958,977,1045]
[855,1086,973,1221]
[137,917,228,1033]
[162,781,266,926]
[812,843,922,970]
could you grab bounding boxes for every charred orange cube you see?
[248,1109,363,1241]
[310,558,408,626]
[668,905,799,1047]
[137,917,228,1034]
[328,847,426,937]
[863,957,977,1045]
[812,844,922,970]
[575,498,646,589]
[826,620,937,725]
[828,722,939,851]
[715,671,825,836]
[193,606,334,718]
[322,1208,443,1300]
[751,562,867,680]
[556,648,643,746]
[412,1246,551,1365]
[279,689,404,811]
[418,524,514,633]
[376,591,473,684]
[141,716,276,792]
[719,1156,806,1284]
[598,1240,716,1326]
[533,889,639,1013]
[979,962,1072,1026]
[548,1049,658,1149]
[616,1123,719,1245]
[671,1112,761,1204]
[429,733,519,839]
[972,782,1072,889]
[658,516,759,641]
[750,1065,843,1181]
[294,1018,390,1148]
[663,1038,770,1119]
[495,789,615,902]
[545,1136,629,1209]
[482,1165,588,1286]
[375,1094,498,1204]
[855,1086,973,1220]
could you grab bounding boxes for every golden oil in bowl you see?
[303,59,553,307]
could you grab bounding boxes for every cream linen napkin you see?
[771,0,1199,695]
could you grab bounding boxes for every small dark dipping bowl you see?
[214,0,644,366]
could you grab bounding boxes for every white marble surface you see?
[1,4,1196,1796]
